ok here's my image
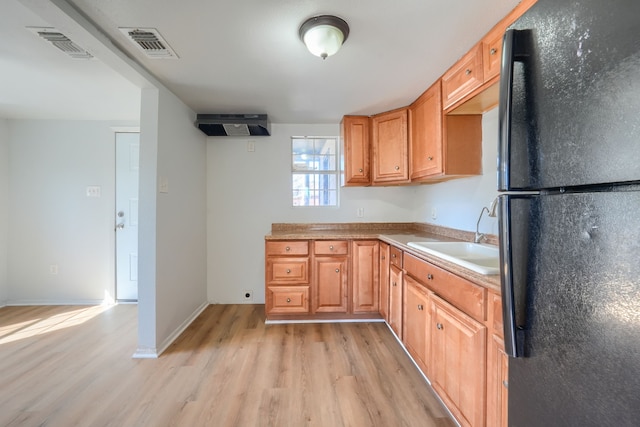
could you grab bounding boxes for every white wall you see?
[0,119,8,306]
[412,107,500,236]
[6,119,136,304]
[206,112,500,304]
[137,86,208,355]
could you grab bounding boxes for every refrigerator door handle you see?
[498,29,515,192]
[499,195,521,357]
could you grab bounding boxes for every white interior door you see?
[115,132,140,301]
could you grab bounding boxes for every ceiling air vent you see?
[26,27,93,59]
[119,28,178,59]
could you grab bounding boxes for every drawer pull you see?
[427,273,434,280]
[286,298,291,303]
[329,245,334,250]
[286,269,291,274]
[465,68,472,75]
[490,48,497,55]
[285,246,291,252]
[436,322,444,330]
[418,304,424,311]
[335,269,340,273]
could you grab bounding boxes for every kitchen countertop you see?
[266,222,501,293]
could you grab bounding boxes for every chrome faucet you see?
[475,197,498,243]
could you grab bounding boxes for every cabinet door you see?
[341,115,371,186]
[409,81,443,180]
[441,44,484,110]
[351,240,379,313]
[388,264,403,339]
[371,108,409,184]
[487,333,509,427]
[403,276,431,376]
[313,256,348,313]
[379,242,390,321]
[431,295,487,427]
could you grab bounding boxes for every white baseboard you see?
[265,318,386,325]
[133,301,209,359]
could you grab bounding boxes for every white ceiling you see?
[2,0,521,123]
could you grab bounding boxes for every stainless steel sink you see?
[407,241,500,275]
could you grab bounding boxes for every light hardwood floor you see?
[0,304,456,427]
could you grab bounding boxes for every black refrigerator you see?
[497,0,640,426]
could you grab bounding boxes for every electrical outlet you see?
[247,140,255,152]
[357,207,365,218]
[243,290,253,301]
[49,264,58,275]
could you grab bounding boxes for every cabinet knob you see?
[358,168,363,173]
[381,255,385,260]
[392,282,397,287]
[465,68,472,75]
[490,48,497,55]
[418,304,424,311]
[286,269,291,274]
[427,156,433,161]
[335,268,340,273]
[287,298,291,303]
[436,322,443,330]
[391,254,396,258]
[395,165,400,170]
[502,380,509,389]
[427,273,434,280]
[285,246,290,251]
[329,245,334,250]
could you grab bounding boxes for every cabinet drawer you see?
[267,286,309,314]
[404,253,486,321]
[314,240,349,255]
[266,258,309,284]
[389,246,403,267]
[442,43,484,109]
[265,241,309,256]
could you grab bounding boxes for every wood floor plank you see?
[0,304,456,427]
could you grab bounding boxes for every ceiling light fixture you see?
[299,15,349,60]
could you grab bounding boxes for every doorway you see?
[115,132,140,301]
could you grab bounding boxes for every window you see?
[291,136,339,206]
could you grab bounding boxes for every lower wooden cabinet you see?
[402,275,431,375]
[487,291,509,427]
[388,264,403,339]
[379,242,390,321]
[313,256,348,313]
[431,294,487,427]
[351,240,379,313]
[487,333,509,427]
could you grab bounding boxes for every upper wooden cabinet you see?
[441,43,484,110]
[340,115,371,186]
[371,108,410,185]
[409,81,443,180]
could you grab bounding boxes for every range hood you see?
[195,114,270,136]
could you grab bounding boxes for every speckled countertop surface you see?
[266,222,501,293]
